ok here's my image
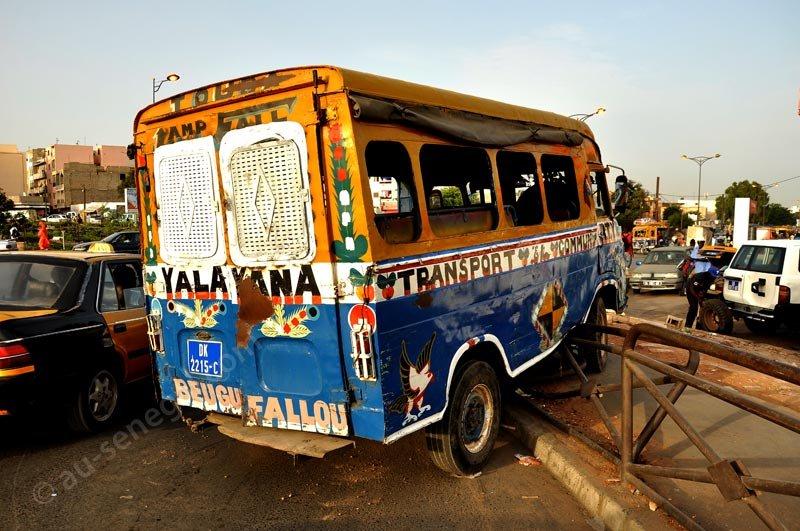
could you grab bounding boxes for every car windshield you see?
[101,233,120,243]
[643,250,684,265]
[0,261,80,309]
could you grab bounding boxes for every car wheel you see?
[700,299,733,334]
[67,366,121,432]
[743,317,778,334]
[425,361,501,477]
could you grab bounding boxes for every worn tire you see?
[744,317,778,334]
[425,361,501,477]
[699,299,733,334]
[67,366,121,432]
[580,297,608,374]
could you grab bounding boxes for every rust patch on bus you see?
[236,277,274,347]
[415,291,433,308]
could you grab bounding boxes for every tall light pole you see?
[152,73,181,103]
[569,107,606,122]
[681,153,721,223]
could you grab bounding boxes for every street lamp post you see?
[681,153,721,223]
[152,73,181,103]
[568,107,606,122]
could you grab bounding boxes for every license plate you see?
[727,280,740,291]
[187,340,223,378]
[644,280,662,287]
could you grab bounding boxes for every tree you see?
[715,180,769,224]
[662,205,681,219]
[763,203,795,226]
[666,210,693,229]
[663,205,691,229]
[117,171,136,197]
[615,181,649,232]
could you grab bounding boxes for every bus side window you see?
[366,141,420,244]
[541,155,580,222]
[497,151,543,227]
[419,144,497,237]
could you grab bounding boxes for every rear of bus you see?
[132,67,384,443]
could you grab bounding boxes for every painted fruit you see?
[356,285,375,301]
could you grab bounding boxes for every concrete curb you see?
[505,403,664,531]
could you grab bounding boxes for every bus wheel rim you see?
[461,383,494,454]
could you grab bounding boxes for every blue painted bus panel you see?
[150,221,626,444]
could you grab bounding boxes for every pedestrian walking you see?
[622,231,633,266]
[37,221,50,250]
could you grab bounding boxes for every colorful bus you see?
[632,219,668,253]
[132,66,628,475]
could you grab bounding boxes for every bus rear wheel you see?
[579,297,608,374]
[425,361,501,477]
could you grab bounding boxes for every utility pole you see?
[654,176,660,221]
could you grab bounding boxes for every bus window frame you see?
[353,123,597,262]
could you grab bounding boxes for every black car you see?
[73,231,141,253]
[0,252,150,431]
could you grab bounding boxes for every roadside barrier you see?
[532,322,800,531]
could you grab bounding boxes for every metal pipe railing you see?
[529,320,800,531]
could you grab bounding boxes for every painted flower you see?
[334,146,344,161]
[329,125,342,143]
[337,168,347,181]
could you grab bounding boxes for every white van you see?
[722,240,800,332]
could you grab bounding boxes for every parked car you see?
[42,213,70,224]
[0,252,148,430]
[73,231,141,253]
[701,240,800,334]
[0,240,18,251]
[628,246,690,293]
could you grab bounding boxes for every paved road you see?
[0,385,593,530]
[625,290,800,352]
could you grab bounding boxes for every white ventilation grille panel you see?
[157,151,219,260]
[229,140,310,260]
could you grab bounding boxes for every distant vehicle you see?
[121,213,138,223]
[86,214,103,225]
[632,219,668,253]
[701,240,800,334]
[698,245,737,269]
[0,239,18,251]
[73,231,141,253]
[64,211,79,221]
[628,246,689,293]
[42,213,69,224]
[0,252,149,431]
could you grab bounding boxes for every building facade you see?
[26,143,133,210]
[0,145,26,197]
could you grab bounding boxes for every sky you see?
[2,0,799,205]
